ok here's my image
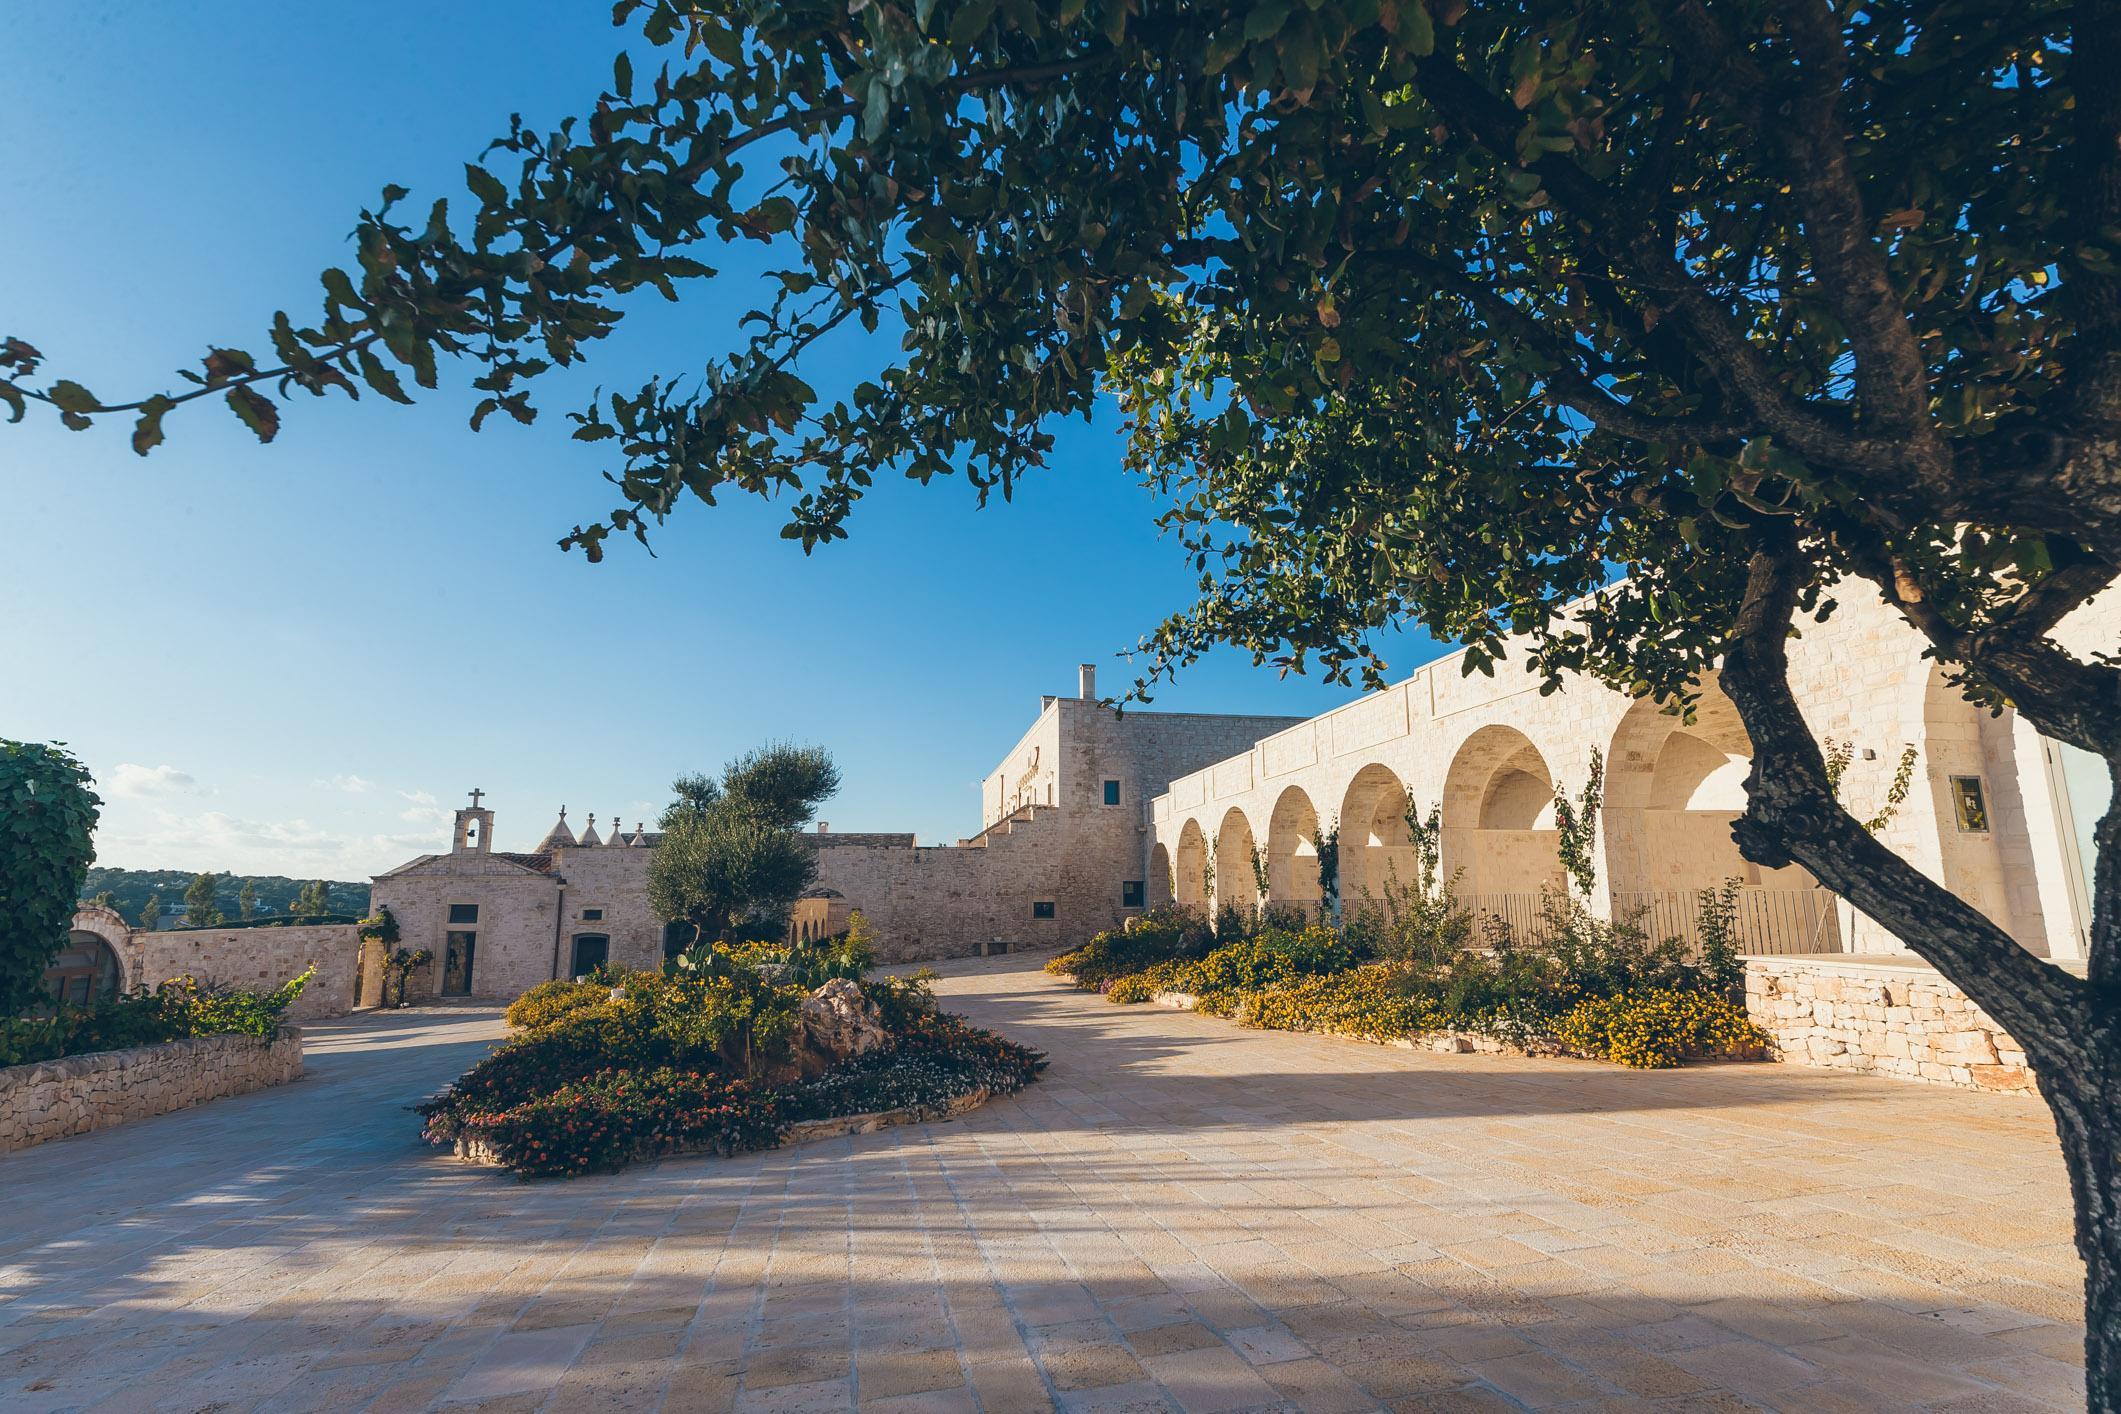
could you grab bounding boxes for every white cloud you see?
[400,804,452,826]
[399,789,438,806]
[317,774,375,794]
[109,763,202,798]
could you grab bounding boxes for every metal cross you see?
[468,788,485,809]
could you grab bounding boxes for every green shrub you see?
[443,1066,788,1177]
[1106,974,1157,1004]
[1551,988,1769,1068]
[1235,967,1440,1040]
[0,968,312,1068]
[790,1011,1045,1120]
[1153,925,1368,1007]
[1046,906,1211,990]
[506,979,609,1032]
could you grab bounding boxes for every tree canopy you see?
[0,741,100,1015]
[648,743,840,943]
[8,0,2121,1385]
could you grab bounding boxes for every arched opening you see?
[1441,727,1566,924]
[1265,786,1323,918]
[46,929,123,1005]
[1147,843,1174,908]
[1214,807,1260,924]
[1175,820,1209,909]
[1337,764,1412,910]
[1605,679,1835,952]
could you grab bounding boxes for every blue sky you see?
[0,3,1434,879]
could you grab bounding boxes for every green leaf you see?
[225,386,280,443]
[1401,0,1435,56]
[613,51,633,99]
[465,163,508,209]
[1245,0,1292,42]
[949,0,997,46]
[47,380,98,415]
[130,395,175,456]
[357,347,415,404]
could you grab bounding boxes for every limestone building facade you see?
[365,589,2115,1005]
[366,667,1305,998]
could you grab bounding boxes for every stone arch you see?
[1338,763,1412,909]
[1265,786,1323,917]
[1440,725,1565,899]
[1175,819,1209,908]
[53,906,129,1004]
[1603,678,1831,948]
[1148,842,1174,908]
[1214,806,1260,921]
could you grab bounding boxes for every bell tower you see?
[453,788,495,855]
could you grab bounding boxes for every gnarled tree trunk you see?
[1719,541,2118,1410]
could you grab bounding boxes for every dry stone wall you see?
[0,1030,305,1153]
[126,924,362,1021]
[1743,955,2038,1094]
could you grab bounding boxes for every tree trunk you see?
[1716,538,2116,1406]
[2044,1051,2121,1412]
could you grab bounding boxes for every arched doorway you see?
[1604,680,1834,951]
[1214,807,1260,924]
[1265,787,1323,918]
[1147,842,1174,908]
[1175,820,1209,909]
[47,930,123,1005]
[1338,764,1412,912]
[1441,726,1565,936]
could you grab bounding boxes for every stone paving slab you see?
[0,958,2088,1411]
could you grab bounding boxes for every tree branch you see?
[1718,530,2090,1056]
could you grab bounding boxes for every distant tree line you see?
[80,869,369,929]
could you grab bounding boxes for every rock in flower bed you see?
[1049,898,1766,1069]
[420,938,1042,1178]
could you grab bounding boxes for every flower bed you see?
[0,968,313,1068]
[1049,897,1766,1069]
[423,940,1043,1178]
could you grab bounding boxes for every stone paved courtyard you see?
[0,953,2088,1412]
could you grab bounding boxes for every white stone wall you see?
[1152,586,2117,962]
[370,853,566,1001]
[1744,955,2038,1094]
[126,924,362,1021]
[0,1029,305,1153]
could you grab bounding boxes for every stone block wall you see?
[0,1029,305,1154]
[125,924,362,1021]
[1743,954,2036,1094]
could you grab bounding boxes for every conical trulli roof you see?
[533,807,578,853]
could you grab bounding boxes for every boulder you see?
[792,979,890,1079]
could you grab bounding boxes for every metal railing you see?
[1611,887,1844,956]
[1455,887,1844,956]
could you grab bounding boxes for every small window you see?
[1951,776,1991,833]
[1032,901,1056,920]
[1122,880,1145,908]
[1103,780,1121,806]
[581,908,604,921]
[447,903,479,924]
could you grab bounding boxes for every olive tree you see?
[648,744,839,943]
[8,0,2121,1394]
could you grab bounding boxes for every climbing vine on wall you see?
[1551,749,1606,898]
[1313,818,1340,913]
[1824,739,1921,836]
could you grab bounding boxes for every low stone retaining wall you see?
[450,1087,993,1171]
[0,1029,305,1154]
[1743,954,2038,1094]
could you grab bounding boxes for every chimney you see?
[1078,663,1097,700]
[817,821,830,834]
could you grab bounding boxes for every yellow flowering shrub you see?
[1106,974,1158,1004]
[1236,967,1443,1040]
[1552,988,1768,1068]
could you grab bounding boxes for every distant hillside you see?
[79,869,371,929]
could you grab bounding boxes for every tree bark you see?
[1717,536,2118,1408]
